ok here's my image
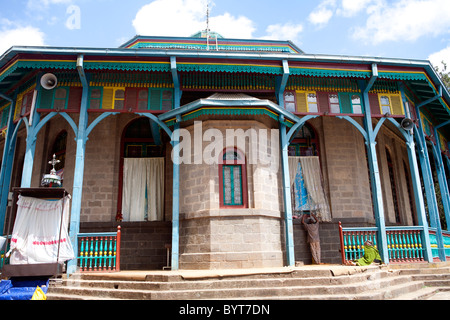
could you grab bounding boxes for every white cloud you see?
[0,24,46,56]
[308,0,336,27]
[262,23,303,42]
[133,0,256,39]
[337,0,377,17]
[209,13,255,39]
[352,0,450,44]
[428,45,450,71]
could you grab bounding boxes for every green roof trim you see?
[177,62,283,74]
[83,61,171,72]
[164,107,293,128]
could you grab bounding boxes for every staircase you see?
[46,263,450,300]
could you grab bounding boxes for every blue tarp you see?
[0,277,49,300]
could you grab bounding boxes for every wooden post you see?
[115,225,121,271]
[338,222,346,264]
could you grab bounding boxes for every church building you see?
[0,31,449,274]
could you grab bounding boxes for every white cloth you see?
[288,156,332,221]
[122,157,164,221]
[9,195,74,264]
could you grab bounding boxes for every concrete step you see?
[47,270,407,300]
[51,270,397,292]
[46,264,450,300]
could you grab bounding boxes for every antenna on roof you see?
[206,1,210,34]
[204,0,218,51]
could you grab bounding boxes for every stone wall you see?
[178,120,286,269]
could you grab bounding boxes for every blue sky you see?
[0,0,449,71]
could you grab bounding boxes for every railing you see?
[339,222,425,264]
[0,247,9,270]
[429,228,450,261]
[1,236,11,270]
[386,227,424,262]
[77,226,121,272]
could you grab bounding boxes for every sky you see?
[0,0,449,72]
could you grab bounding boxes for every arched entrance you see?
[117,117,165,222]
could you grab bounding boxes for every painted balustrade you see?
[77,226,121,272]
[0,236,10,269]
[339,222,425,264]
[429,229,450,261]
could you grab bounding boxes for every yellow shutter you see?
[102,88,114,109]
[390,94,404,115]
[296,91,307,113]
[14,96,23,120]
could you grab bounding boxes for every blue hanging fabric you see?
[294,162,310,213]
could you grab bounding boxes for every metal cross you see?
[48,153,60,174]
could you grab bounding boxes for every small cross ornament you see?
[48,153,60,175]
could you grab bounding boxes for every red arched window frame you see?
[218,148,248,208]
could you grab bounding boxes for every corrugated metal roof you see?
[206,93,259,100]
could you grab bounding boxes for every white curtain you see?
[9,195,74,264]
[288,156,332,221]
[122,157,164,221]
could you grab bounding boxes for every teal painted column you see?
[414,110,445,261]
[67,61,89,275]
[279,117,295,266]
[399,88,433,261]
[20,77,42,187]
[432,127,450,230]
[405,137,433,262]
[169,56,181,270]
[359,76,389,264]
[171,121,180,270]
[20,112,40,187]
[0,94,17,233]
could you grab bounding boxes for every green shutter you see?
[38,89,54,110]
[339,93,352,114]
[149,89,162,110]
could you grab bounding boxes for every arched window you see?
[50,130,67,181]
[288,123,319,157]
[386,148,401,223]
[219,148,247,208]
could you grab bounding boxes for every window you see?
[88,87,102,109]
[219,148,247,208]
[307,93,318,112]
[288,123,319,157]
[48,130,67,186]
[284,91,296,112]
[38,87,69,111]
[113,89,125,110]
[351,95,362,114]
[380,95,391,114]
[102,87,125,110]
[296,91,318,113]
[329,94,340,113]
[53,88,68,111]
[379,93,404,115]
[336,92,363,114]
[137,89,149,110]
[149,89,173,110]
